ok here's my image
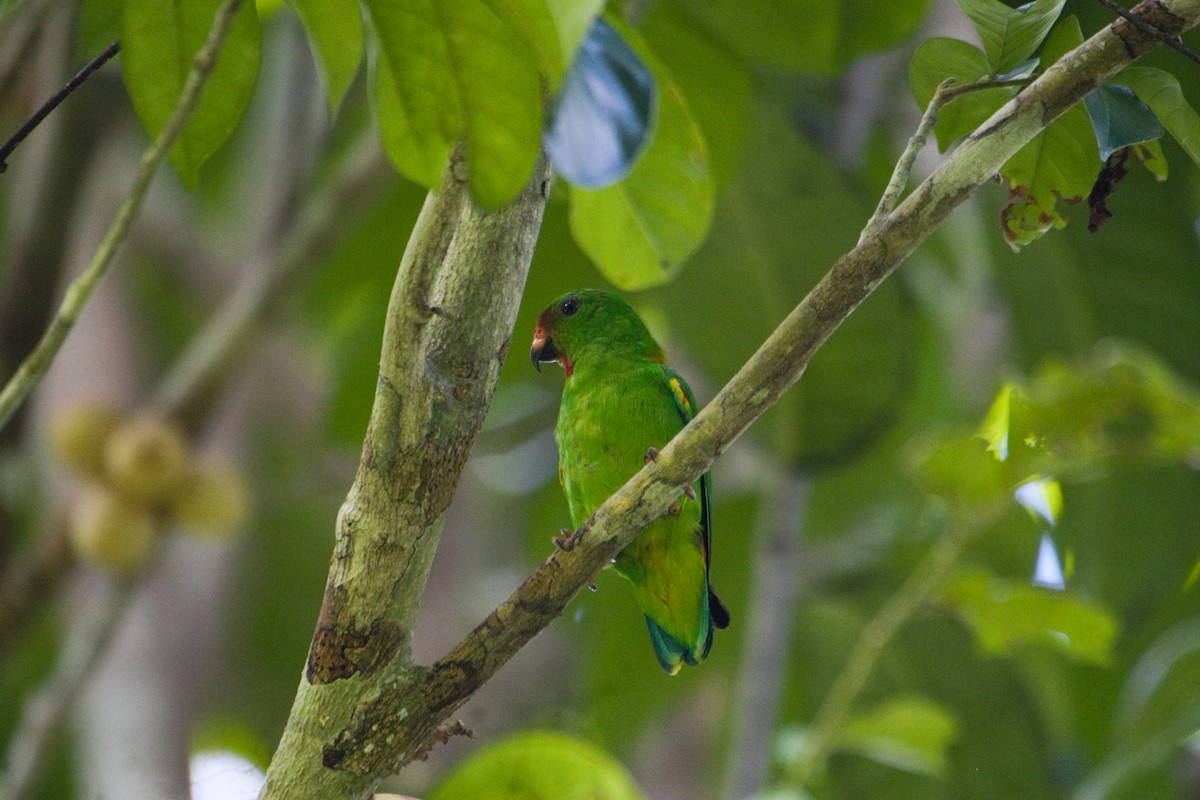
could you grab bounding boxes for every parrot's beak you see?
[530,329,559,372]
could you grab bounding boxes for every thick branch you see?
[258,152,552,800]
[316,0,1200,776]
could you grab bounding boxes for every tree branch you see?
[1092,0,1200,63]
[298,0,1200,780]
[257,150,553,800]
[786,508,999,785]
[0,40,118,174]
[0,578,138,800]
[0,0,246,432]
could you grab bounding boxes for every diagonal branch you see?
[313,0,1200,778]
[0,40,119,174]
[0,0,246,432]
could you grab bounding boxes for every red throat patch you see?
[561,356,574,377]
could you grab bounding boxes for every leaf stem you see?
[0,0,246,433]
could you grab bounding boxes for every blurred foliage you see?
[2,1,1200,800]
[428,731,646,800]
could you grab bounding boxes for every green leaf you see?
[999,17,1095,249]
[906,432,1013,504]
[121,0,262,189]
[546,0,606,62]
[940,568,1118,666]
[1131,139,1169,181]
[836,696,961,778]
[672,0,932,74]
[955,0,1065,74]
[364,0,543,207]
[1114,66,1200,168]
[568,20,714,290]
[909,37,1019,150]
[290,0,363,114]
[1005,343,1200,478]
[641,0,752,188]
[483,0,565,81]
[1084,84,1164,161]
[428,731,646,800]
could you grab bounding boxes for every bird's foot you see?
[644,447,660,464]
[553,527,582,551]
[667,501,682,516]
[684,485,697,500]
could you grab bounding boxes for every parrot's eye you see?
[560,296,581,317]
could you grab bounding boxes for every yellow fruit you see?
[172,463,251,538]
[48,401,121,478]
[69,487,158,574]
[103,416,189,504]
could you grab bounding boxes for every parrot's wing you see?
[662,367,712,565]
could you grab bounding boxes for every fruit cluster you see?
[49,402,249,574]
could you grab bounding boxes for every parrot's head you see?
[530,289,663,377]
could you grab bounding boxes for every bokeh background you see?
[1,1,1200,799]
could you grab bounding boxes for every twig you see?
[1093,0,1200,64]
[0,578,138,800]
[721,469,811,800]
[860,77,1032,242]
[0,0,246,433]
[154,135,389,426]
[0,41,118,174]
[785,509,997,784]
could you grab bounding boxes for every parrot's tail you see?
[643,584,731,675]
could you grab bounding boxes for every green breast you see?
[555,360,685,529]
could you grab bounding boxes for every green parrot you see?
[530,289,730,674]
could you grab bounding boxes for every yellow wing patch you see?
[669,377,692,417]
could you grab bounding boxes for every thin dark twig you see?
[1093,0,1200,64]
[0,40,120,174]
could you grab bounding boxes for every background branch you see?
[0,129,391,794]
[306,0,1200,778]
[0,40,118,174]
[0,0,246,431]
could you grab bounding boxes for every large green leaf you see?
[909,37,1019,150]
[999,17,1096,249]
[1114,66,1200,168]
[363,0,543,207]
[289,0,363,114]
[641,0,752,188]
[1084,84,1163,161]
[568,20,713,290]
[940,568,1118,666]
[955,0,1065,74]
[428,731,646,800]
[121,0,262,189]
